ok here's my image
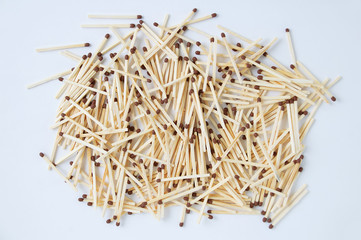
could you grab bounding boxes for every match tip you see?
[59,132,64,136]
[137,15,142,19]
[130,23,136,28]
[221,32,226,38]
[210,37,215,43]
[269,224,274,229]
[179,222,184,227]
[331,96,336,102]
[84,43,90,47]
[211,13,217,18]
[39,152,44,157]
[153,22,159,27]
[193,8,197,12]
[105,33,110,39]
[285,28,290,32]
[65,96,70,101]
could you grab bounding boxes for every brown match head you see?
[210,37,215,43]
[208,215,213,219]
[299,167,304,172]
[58,77,64,81]
[211,13,217,18]
[269,224,274,229]
[179,222,184,227]
[137,15,142,19]
[39,152,44,157]
[84,43,90,47]
[106,219,111,224]
[87,202,93,206]
[59,132,64,136]
[116,222,120,226]
[246,63,252,68]
[186,42,192,47]
[254,133,259,138]
[105,33,110,39]
[65,96,70,101]
[257,97,261,102]
[75,134,80,138]
[137,24,142,29]
[331,96,336,101]
[221,32,226,38]
[211,173,217,178]
[267,218,272,223]
[158,200,163,205]
[193,8,197,12]
[78,198,84,202]
[196,41,201,46]
[130,23,135,28]
[290,64,295,69]
[216,157,222,161]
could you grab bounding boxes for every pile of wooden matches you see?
[29,9,340,229]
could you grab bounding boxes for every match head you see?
[331,96,336,101]
[137,15,142,19]
[39,152,44,157]
[221,32,226,38]
[193,8,197,12]
[210,37,215,43]
[179,222,184,227]
[65,96,70,101]
[211,13,217,18]
[84,43,90,47]
[105,33,110,39]
[130,23,135,28]
[196,41,201,46]
[285,28,290,32]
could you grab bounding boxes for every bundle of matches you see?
[29,9,340,229]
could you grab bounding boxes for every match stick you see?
[88,14,142,19]
[81,24,135,28]
[36,43,90,52]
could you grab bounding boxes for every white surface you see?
[1,0,360,239]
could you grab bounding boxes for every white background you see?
[1,0,360,239]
